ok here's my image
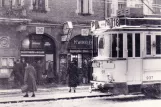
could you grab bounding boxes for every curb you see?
[0,94,111,104]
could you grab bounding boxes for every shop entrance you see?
[21,33,56,84]
[71,54,93,84]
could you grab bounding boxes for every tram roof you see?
[92,17,161,34]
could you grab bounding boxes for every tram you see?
[90,16,161,98]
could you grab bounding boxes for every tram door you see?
[126,33,142,84]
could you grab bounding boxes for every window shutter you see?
[29,0,33,10]
[89,0,94,14]
[83,0,89,14]
[76,0,80,13]
[45,0,50,11]
[21,0,24,6]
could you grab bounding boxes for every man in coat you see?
[67,59,79,93]
[23,61,37,97]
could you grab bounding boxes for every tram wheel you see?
[142,84,161,99]
[151,84,161,99]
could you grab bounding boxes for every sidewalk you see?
[0,85,110,104]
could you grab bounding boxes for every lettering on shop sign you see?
[73,40,92,45]
[21,51,45,54]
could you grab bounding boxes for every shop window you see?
[30,0,50,12]
[76,0,94,15]
[30,35,43,49]
[146,35,151,55]
[127,33,133,57]
[1,58,7,67]
[135,33,140,57]
[0,57,15,67]
[156,35,161,54]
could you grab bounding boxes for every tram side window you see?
[118,34,123,58]
[146,35,151,55]
[156,35,161,54]
[127,33,133,57]
[135,33,140,57]
[112,34,117,57]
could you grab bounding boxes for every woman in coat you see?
[23,61,37,97]
[67,60,79,93]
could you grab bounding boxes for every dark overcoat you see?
[67,62,79,87]
[24,65,37,92]
[47,62,54,78]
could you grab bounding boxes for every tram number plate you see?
[146,76,153,80]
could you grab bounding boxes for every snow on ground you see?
[1,95,161,107]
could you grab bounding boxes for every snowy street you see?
[0,94,161,107]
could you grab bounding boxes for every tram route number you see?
[146,76,153,80]
[106,18,119,28]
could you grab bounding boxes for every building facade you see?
[105,0,161,17]
[0,0,105,86]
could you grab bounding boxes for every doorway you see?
[21,33,57,84]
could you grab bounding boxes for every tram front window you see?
[156,35,161,54]
[127,33,133,57]
[146,35,151,55]
[112,34,117,57]
[135,33,140,57]
[112,34,123,58]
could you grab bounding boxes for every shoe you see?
[31,94,35,97]
[23,94,29,97]
[69,89,71,93]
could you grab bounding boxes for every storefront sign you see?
[61,35,68,42]
[21,50,45,56]
[68,35,98,53]
[63,21,73,34]
[62,21,73,42]
[69,50,92,53]
[68,35,92,49]
[0,37,10,48]
[36,27,44,34]
[81,29,89,36]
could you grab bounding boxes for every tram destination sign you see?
[91,18,120,30]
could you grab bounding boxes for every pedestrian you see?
[21,58,26,79]
[47,61,54,83]
[13,59,24,86]
[67,59,79,93]
[23,61,37,97]
[36,60,43,85]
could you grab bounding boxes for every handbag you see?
[21,84,28,93]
